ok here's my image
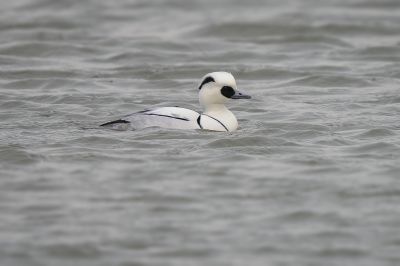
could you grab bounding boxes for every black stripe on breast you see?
[201,114,229,132]
[197,115,203,129]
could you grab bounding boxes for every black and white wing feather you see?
[101,107,201,130]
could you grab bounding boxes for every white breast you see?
[199,106,238,132]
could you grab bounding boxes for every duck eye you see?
[221,86,235,98]
[198,76,215,90]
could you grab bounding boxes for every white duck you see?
[100,72,251,132]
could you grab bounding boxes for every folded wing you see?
[101,107,201,130]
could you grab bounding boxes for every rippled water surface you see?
[1,0,400,265]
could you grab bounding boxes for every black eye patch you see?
[221,86,235,98]
[198,76,215,90]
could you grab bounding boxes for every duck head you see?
[198,72,251,108]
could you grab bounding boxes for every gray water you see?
[1,0,400,265]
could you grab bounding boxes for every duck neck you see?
[203,104,229,116]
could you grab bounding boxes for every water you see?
[1,0,400,265]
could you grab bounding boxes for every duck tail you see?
[100,119,130,127]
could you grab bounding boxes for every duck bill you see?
[231,91,251,99]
